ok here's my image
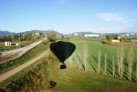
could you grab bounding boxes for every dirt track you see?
[0,49,49,82]
[0,38,47,64]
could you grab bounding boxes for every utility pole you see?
[62,34,64,41]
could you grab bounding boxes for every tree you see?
[104,54,107,75]
[117,47,124,79]
[112,57,115,77]
[128,48,134,81]
[26,32,33,41]
[106,34,113,42]
[83,44,88,71]
[97,50,101,73]
[46,30,56,42]
[12,34,18,42]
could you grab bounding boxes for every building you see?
[73,33,78,36]
[111,40,120,42]
[35,32,40,35]
[5,41,12,46]
[85,34,100,38]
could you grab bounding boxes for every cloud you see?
[96,12,137,33]
[97,13,123,22]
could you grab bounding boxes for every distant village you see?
[72,32,137,43]
[0,30,137,48]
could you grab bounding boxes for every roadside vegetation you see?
[0,32,43,51]
[0,41,49,74]
[46,30,57,42]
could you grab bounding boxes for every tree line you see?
[0,32,43,42]
[72,45,137,82]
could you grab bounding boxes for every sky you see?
[0,0,137,34]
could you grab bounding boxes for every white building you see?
[85,34,100,38]
[73,33,78,36]
[111,40,120,42]
[5,41,12,46]
[35,32,40,35]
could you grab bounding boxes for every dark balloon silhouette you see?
[50,41,76,69]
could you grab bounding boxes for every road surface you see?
[0,38,47,64]
[0,49,49,82]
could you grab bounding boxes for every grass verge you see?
[0,41,49,74]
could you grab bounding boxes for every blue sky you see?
[0,0,137,34]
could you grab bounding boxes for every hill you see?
[0,30,15,35]
[20,30,61,36]
[0,30,61,36]
[73,32,100,35]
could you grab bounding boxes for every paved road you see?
[0,38,47,64]
[0,49,49,82]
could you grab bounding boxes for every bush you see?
[46,31,57,42]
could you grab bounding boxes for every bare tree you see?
[83,44,88,71]
[117,49,120,77]
[75,53,82,69]
[97,50,101,73]
[117,47,124,79]
[112,57,115,77]
[127,48,134,81]
[104,54,107,75]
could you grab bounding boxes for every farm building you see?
[85,34,100,38]
[111,39,120,42]
[4,41,12,46]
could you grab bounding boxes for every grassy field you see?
[68,40,137,81]
[1,50,137,92]
[1,40,137,92]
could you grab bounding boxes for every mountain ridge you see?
[0,30,61,36]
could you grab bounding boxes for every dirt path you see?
[0,49,49,82]
[0,38,47,64]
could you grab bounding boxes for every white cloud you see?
[97,13,123,22]
[96,12,137,33]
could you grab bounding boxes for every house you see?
[111,36,121,43]
[85,34,100,38]
[111,40,120,42]
[5,41,12,46]
[121,33,130,37]
[73,33,78,36]
[35,32,40,35]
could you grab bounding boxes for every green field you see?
[2,50,137,92]
[1,40,137,92]
[69,40,137,81]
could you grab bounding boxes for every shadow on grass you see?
[50,41,76,69]
[88,57,97,72]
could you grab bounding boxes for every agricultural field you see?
[1,48,137,92]
[1,40,137,92]
[69,40,137,81]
